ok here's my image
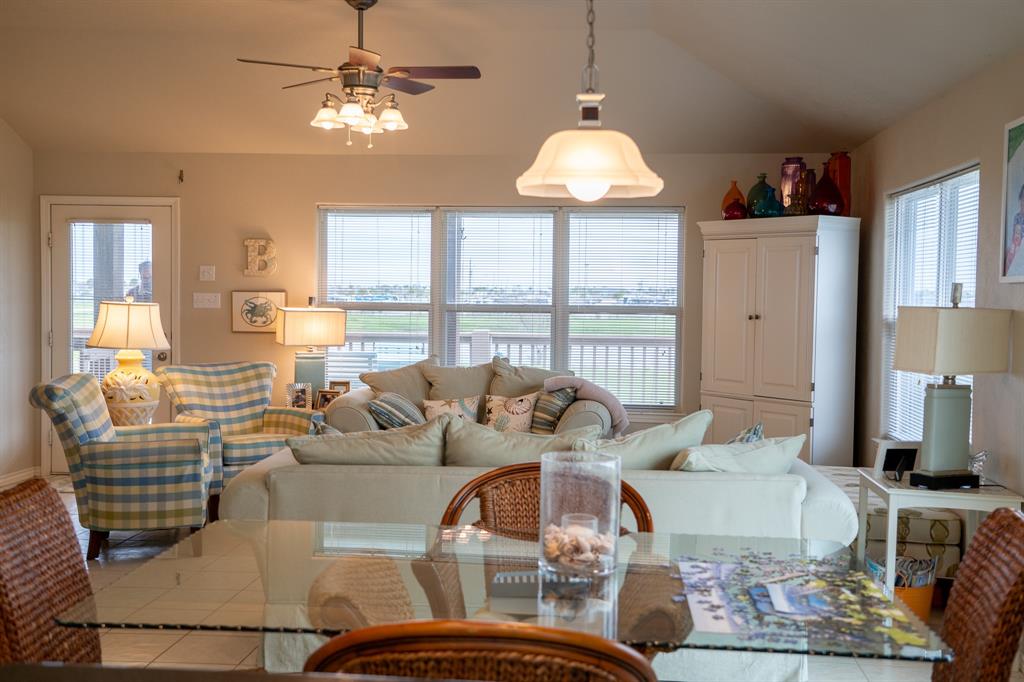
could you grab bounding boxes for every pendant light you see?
[516,0,662,202]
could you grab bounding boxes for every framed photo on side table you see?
[285,382,312,409]
[1000,114,1024,281]
[315,389,341,410]
[328,380,351,394]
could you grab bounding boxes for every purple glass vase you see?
[780,157,805,208]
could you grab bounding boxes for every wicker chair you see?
[304,619,657,681]
[440,461,654,536]
[933,507,1024,682]
[0,479,101,664]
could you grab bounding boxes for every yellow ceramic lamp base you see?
[101,349,160,426]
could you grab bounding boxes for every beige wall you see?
[0,119,38,481]
[34,150,826,425]
[852,49,1024,491]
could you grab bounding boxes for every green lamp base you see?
[294,350,326,395]
[916,382,974,489]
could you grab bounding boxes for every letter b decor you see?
[244,238,278,277]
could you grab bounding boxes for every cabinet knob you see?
[747,314,754,320]
[754,313,761,320]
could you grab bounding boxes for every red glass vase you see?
[808,162,844,216]
[828,151,852,216]
[723,198,747,220]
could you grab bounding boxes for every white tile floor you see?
[49,476,1024,681]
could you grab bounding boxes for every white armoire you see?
[698,215,860,465]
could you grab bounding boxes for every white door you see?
[754,400,813,463]
[700,394,754,445]
[701,239,757,396]
[753,236,815,401]
[45,201,177,473]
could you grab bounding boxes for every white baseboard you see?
[0,466,42,490]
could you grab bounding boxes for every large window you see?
[883,168,979,440]
[318,206,682,407]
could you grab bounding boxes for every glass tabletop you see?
[59,520,951,662]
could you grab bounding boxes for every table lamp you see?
[86,296,171,425]
[275,301,347,394]
[893,300,1010,489]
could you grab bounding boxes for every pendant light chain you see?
[582,0,599,93]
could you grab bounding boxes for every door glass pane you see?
[69,221,153,382]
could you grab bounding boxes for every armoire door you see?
[700,394,754,444]
[754,400,812,463]
[701,239,757,396]
[753,235,815,401]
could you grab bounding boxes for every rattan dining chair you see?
[440,461,654,535]
[304,619,657,681]
[933,507,1024,682]
[0,479,101,664]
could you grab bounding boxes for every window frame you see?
[317,204,685,410]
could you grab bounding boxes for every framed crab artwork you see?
[232,291,286,332]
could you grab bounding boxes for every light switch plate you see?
[193,292,221,309]
[198,265,216,282]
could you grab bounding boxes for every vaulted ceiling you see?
[1,0,1021,155]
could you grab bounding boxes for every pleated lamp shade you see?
[86,300,170,350]
[275,307,347,347]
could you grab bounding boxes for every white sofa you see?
[222,447,857,544]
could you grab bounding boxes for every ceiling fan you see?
[238,0,481,147]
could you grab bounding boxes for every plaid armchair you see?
[29,374,212,559]
[155,361,323,492]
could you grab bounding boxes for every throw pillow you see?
[727,422,764,443]
[531,387,578,434]
[287,415,449,466]
[421,362,495,401]
[444,417,602,468]
[670,435,806,474]
[359,356,438,409]
[489,356,573,396]
[367,392,426,430]
[423,396,480,422]
[573,410,713,470]
[484,392,540,433]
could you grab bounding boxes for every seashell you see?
[503,396,534,415]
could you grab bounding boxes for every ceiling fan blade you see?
[348,46,382,68]
[383,77,435,95]
[238,58,338,74]
[387,66,480,79]
[282,76,339,90]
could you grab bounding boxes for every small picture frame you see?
[328,380,352,394]
[285,382,312,409]
[232,291,287,332]
[315,389,341,410]
[872,438,920,480]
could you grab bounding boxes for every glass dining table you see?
[58,521,951,675]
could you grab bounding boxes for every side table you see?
[854,467,1024,597]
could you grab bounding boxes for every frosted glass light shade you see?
[379,107,408,131]
[337,101,366,126]
[275,307,347,347]
[87,300,170,350]
[894,306,1010,375]
[516,129,664,200]
[310,105,341,129]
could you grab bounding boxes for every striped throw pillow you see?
[367,392,427,430]
[727,422,764,444]
[530,387,577,435]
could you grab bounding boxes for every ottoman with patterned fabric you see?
[815,465,962,578]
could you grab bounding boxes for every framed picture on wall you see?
[1000,114,1024,282]
[232,291,286,332]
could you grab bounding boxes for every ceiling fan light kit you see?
[240,0,480,149]
[517,0,663,202]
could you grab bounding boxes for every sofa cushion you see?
[574,410,713,470]
[484,392,539,432]
[359,357,437,409]
[367,393,426,429]
[727,422,764,444]
[672,436,805,474]
[444,417,601,468]
[423,396,480,422]
[489,356,571,396]
[286,416,448,466]
[422,363,494,402]
[531,387,577,435]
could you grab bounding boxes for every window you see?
[319,206,682,407]
[883,168,979,440]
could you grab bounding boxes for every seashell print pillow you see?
[423,395,481,422]
[484,392,540,433]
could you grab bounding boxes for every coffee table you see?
[58,521,951,673]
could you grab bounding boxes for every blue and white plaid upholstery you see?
[156,362,323,488]
[29,374,211,531]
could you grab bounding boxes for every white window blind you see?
[318,209,432,386]
[883,168,979,441]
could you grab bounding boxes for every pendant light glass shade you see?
[310,104,342,130]
[379,106,408,131]
[337,100,367,126]
[516,129,664,201]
